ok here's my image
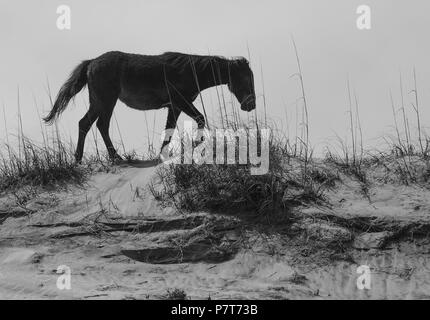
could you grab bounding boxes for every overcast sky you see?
[1,0,430,155]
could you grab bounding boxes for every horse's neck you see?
[194,57,230,91]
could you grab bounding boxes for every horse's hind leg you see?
[75,105,99,163]
[96,99,122,162]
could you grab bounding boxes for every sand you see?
[0,160,430,300]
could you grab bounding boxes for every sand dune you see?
[1,160,430,299]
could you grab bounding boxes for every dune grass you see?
[149,129,335,220]
[0,135,87,193]
[324,69,430,190]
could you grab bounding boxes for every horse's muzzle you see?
[240,95,256,111]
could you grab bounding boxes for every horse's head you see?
[228,58,256,112]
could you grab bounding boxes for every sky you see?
[1,0,430,155]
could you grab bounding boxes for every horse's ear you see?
[236,57,249,65]
[231,57,249,68]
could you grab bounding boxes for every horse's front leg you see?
[180,101,207,149]
[180,101,206,130]
[160,105,182,159]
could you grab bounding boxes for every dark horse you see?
[43,51,256,162]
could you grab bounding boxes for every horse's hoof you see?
[154,155,163,164]
[110,154,123,164]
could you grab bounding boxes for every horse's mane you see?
[160,52,249,74]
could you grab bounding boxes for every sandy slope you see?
[0,160,430,300]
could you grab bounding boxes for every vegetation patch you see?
[0,138,87,193]
[150,136,336,220]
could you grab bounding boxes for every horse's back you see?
[88,52,169,110]
[88,51,194,76]
[85,51,194,110]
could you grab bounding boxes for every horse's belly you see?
[118,90,168,111]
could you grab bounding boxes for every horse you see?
[43,51,256,163]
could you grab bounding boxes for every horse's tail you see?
[43,60,92,124]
